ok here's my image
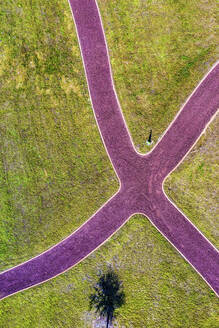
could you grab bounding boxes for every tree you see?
[89,268,125,328]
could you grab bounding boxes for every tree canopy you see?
[89,268,125,328]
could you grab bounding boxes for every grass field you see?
[0,0,218,327]
[0,0,118,271]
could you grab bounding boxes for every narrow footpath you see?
[0,0,218,300]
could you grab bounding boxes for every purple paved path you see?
[0,0,218,300]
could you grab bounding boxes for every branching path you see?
[0,0,219,300]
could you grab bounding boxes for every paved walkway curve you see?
[0,0,218,300]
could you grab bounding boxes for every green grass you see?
[0,215,218,328]
[164,115,219,247]
[0,0,218,327]
[0,0,118,270]
[98,0,218,153]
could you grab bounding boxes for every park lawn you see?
[0,213,218,328]
[0,0,118,271]
[0,0,218,327]
[98,0,218,153]
[164,114,219,248]
[97,0,218,247]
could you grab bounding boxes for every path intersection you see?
[0,0,218,300]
